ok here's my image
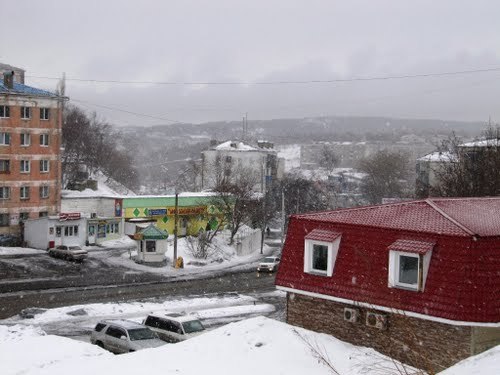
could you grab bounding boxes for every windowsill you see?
[20,145,30,147]
[40,145,49,147]
[21,118,31,120]
[20,198,30,200]
[40,119,49,121]
[306,270,329,277]
[391,283,420,292]
[40,171,49,173]
[20,172,30,174]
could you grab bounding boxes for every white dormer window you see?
[388,239,434,292]
[304,229,342,277]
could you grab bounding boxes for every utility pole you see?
[173,192,179,267]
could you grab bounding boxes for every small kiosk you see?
[134,224,169,263]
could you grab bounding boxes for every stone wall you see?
[286,292,473,373]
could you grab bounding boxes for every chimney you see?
[3,71,14,89]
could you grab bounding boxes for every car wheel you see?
[96,341,104,348]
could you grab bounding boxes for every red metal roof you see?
[276,198,500,323]
[295,197,500,237]
[304,229,341,242]
[387,239,435,254]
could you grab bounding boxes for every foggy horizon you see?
[3,0,500,126]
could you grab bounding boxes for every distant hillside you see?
[121,115,483,145]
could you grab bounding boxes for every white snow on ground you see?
[95,231,275,278]
[0,316,419,375]
[1,294,270,327]
[438,345,500,375]
[0,246,45,255]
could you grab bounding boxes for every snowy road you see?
[0,267,280,319]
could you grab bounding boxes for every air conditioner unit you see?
[366,312,387,330]
[343,307,359,323]
[90,212,97,218]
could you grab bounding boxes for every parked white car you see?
[257,256,280,272]
[143,313,206,343]
[48,245,88,262]
[90,320,165,354]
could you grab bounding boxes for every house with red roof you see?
[275,197,500,372]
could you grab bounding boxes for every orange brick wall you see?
[0,97,63,235]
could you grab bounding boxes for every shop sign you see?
[59,212,81,221]
[148,208,167,216]
[167,206,206,215]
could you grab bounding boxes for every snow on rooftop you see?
[214,140,258,151]
[62,171,136,198]
[417,151,456,162]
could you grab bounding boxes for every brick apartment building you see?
[0,63,67,235]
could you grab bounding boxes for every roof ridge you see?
[425,198,476,236]
[296,198,424,217]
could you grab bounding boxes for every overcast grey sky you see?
[2,0,500,126]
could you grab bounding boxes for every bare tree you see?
[318,145,340,171]
[207,161,261,245]
[62,105,139,191]
[432,126,500,197]
[358,150,412,204]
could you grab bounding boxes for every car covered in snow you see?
[143,312,206,343]
[48,245,88,261]
[90,320,165,354]
[257,256,280,272]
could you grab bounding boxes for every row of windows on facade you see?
[0,132,50,146]
[0,105,50,120]
[0,185,50,200]
[0,211,48,226]
[305,239,427,292]
[0,159,51,173]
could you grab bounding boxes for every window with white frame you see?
[0,132,10,145]
[39,133,49,146]
[388,239,434,292]
[0,105,10,118]
[20,133,30,146]
[20,186,30,199]
[0,159,10,173]
[20,160,30,173]
[21,107,31,119]
[39,159,49,173]
[40,108,50,120]
[0,186,10,199]
[304,230,342,277]
[39,185,49,198]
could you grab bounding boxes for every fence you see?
[221,227,262,256]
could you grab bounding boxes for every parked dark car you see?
[48,245,88,261]
[0,234,22,247]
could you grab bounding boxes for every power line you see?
[70,98,179,123]
[27,67,500,86]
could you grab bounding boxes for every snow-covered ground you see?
[89,231,276,278]
[0,247,46,256]
[1,313,425,375]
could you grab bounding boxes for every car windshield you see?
[127,328,157,340]
[262,257,276,263]
[182,320,205,334]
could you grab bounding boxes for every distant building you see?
[415,138,500,198]
[201,140,284,193]
[0,64,67,235]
